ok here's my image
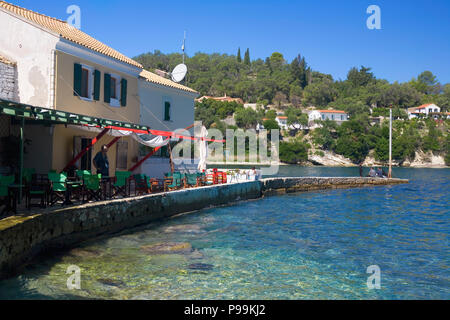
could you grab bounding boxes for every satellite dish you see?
[171,63,187,83]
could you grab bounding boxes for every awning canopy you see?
[0,98,224,143]
[0,98,150,132]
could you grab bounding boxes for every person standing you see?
[359,163,363,177]
[93,145,110,177]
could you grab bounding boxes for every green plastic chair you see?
[166,172,182,190]
[48,172,67,206]
[186,173,199,187]
[133,174,151,195]
[0,175,15,215]
[83,173,102,202]
[76,170,91,180]
[0,175,15,197]
[25,169,48,210]
[112,171,131,198]
[23,168,35,185]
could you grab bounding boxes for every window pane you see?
[164,102,171,121]
[111,78,117,99]
[81,68,89,98]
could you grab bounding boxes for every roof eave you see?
[139,77,199,97]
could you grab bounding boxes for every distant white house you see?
[257,115,308,131]
[257,116,288,131]
[407,104,440,119]
[275,115,288,129]
[308,109,348,127]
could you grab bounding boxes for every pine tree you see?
[237,48,242,63]
[290,54,308,89]
[244,48,250,65]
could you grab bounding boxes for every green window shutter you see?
[120,78,127,107]
[93,70,101,101]
[164,102,171,121]
[73,63,82,96]
[104,73,111,103]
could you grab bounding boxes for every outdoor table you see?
[150,179,163,192]
[6,184,25,214]
[64,181,81,206]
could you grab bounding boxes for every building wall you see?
[23,124,53,173]
[52,51,142,173]
[54,50,140,123]
[138,80,196,131]
[308,110,321,122]
[138,80,196,177]
[51,125,138,174]
[0,9,59,107]
[321,113,348,121]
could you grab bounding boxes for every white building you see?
[407,104,440,119]
[308,110,348,128]
[275,115,288,130]
[138,70,199,178]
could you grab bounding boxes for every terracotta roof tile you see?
[140,69,198,94]
[417,104,433,109]
[0,1,142,68]
[318,110,346,114]
[0,54,15,65]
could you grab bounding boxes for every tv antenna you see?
[182,31,186,64]
[170,31,188,83]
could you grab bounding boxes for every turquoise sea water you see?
[0,167,448,299]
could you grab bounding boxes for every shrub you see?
[279,140,309,164]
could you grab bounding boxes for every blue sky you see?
[12,0,450,83]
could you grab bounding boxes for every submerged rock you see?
[163,224,203,234]
[188,263,214,271]
[140,242,193,255]
[188,249,204,260]
[97,278,126,288]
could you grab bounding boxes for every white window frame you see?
[80,64,94,101]
[109,73,121,108]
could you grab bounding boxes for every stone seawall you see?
[261,177,408,195]
[0,177,408,279]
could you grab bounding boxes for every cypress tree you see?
[237,48,242,63]
[244,48,250,65]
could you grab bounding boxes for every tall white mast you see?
[388,106,392,178]
[182,31,186,64]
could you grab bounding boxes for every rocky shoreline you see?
[304,149,448,168]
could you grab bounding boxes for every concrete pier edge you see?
[0,177,408,279]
